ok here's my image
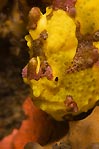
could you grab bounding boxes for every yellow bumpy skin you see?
[23,4,99,121]
[75,0,99,34]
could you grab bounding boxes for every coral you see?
[13,97,68,148]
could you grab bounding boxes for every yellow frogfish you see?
[22,0,99,121]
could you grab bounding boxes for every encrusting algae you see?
[22,0,99,121]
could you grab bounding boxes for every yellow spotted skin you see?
[24,7,99,121]
[75,0,99,34]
